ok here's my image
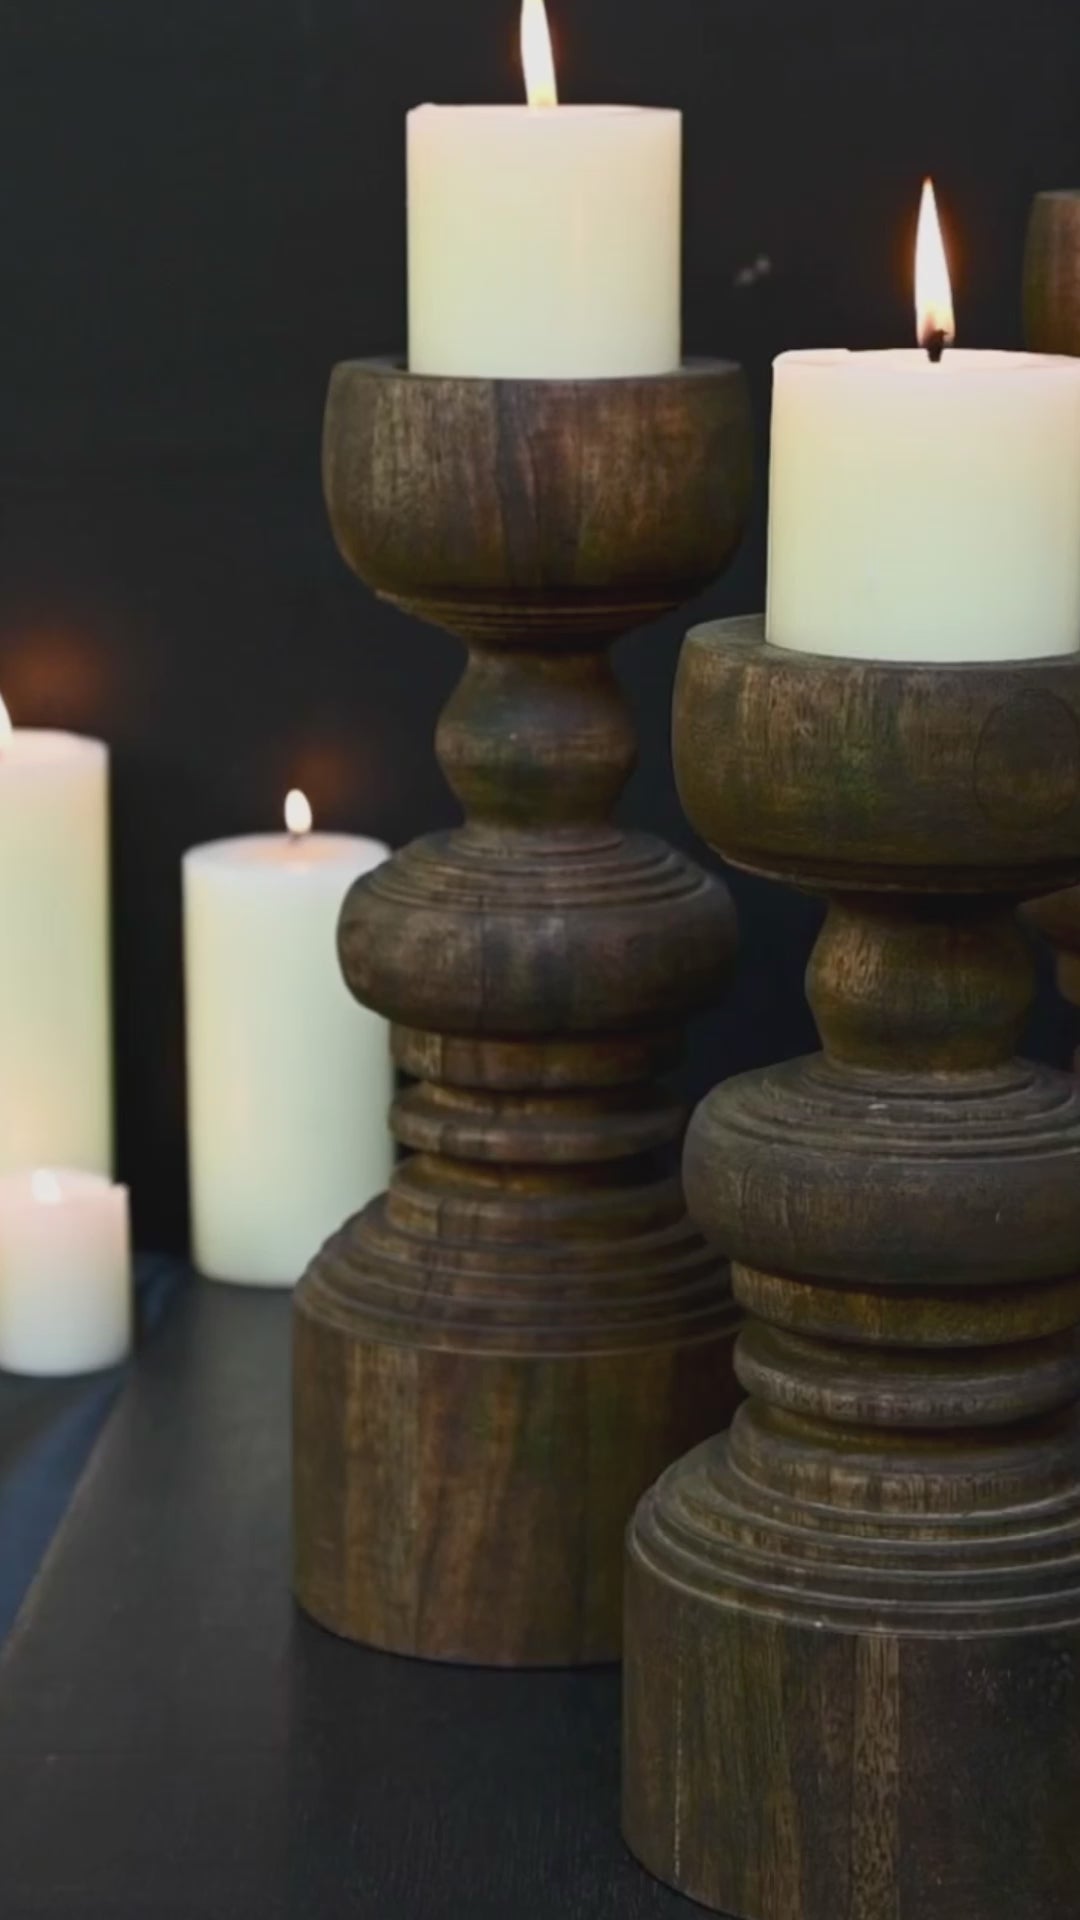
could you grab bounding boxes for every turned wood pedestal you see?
[623,616,1080,1920]
[292,362,752,1666]
[1024,189,1080,1045]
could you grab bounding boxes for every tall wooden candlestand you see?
[293,362,752,1665]
[1024,189,1080,1034]
[623,615,1080,1919]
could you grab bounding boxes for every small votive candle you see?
[0,1169,132,1376]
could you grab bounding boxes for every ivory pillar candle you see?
[407,0,680,378]
[766,182,1080,663]
[183,797,392,1287]
[766,348,1080,662]
[0,1169,131,1377]
[0,714,112,1173]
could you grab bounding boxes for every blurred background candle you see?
[183,793,392,1287]
[407,0,681,377]
[0,699,112,1173]
[0,1169,131,1376]
[766,180,1080,662]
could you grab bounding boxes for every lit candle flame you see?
[521,0,557,107]
[284,788,313,838]
[915,178,955,360]
[31,1170,64,1206]
[0,693,12,750]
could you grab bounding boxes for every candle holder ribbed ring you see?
[292,361,752,1667]
[622,615,1080,1920]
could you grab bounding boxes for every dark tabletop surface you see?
[0,1278,704,1919]
[0,1257,186,1644]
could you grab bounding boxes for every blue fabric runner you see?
[0,1255,187,1643]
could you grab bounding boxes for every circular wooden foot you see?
[294,1178,738,1665]
[624,1434,1080,1919]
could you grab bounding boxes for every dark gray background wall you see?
[1,0,1077,1250]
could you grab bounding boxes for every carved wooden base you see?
[623,617,1080,1917]
[624,1045,1080,1915]
[293,825,743,1666]
[292,362,752,1664]
[626,1479,1080,1919]
[295,1135,739,1663]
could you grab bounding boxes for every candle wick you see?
[925,329,947,365]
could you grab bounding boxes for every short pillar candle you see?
[767,348,1080,661]
[0,1169,131,1377]
[767,183,1080,663]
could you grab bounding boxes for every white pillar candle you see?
[183,795,393,1288]
[766,348,1080,662]
[767,181,1080,663]
[407,0,680,378]
[0,710,112,1172]
[0,1169,131,1377]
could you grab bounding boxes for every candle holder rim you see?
[686,614,1080,679]
[330,353,745,394]
[674,614,1080,893]
[322,359,752,628]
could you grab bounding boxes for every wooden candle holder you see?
[623,615,1080,1920]
[1024,188,1080,358]
[1024,189,1080,1038]
[292,361,752,1666]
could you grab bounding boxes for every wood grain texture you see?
[1023,188,1080,1052]
[293,363,753,1665]
[1024,188,1080,356]
[623,616,1080,1918]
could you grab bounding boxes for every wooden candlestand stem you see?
[1024,189,1080,1033]
[292,362,752,1666]
[623,616,1080,1920]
